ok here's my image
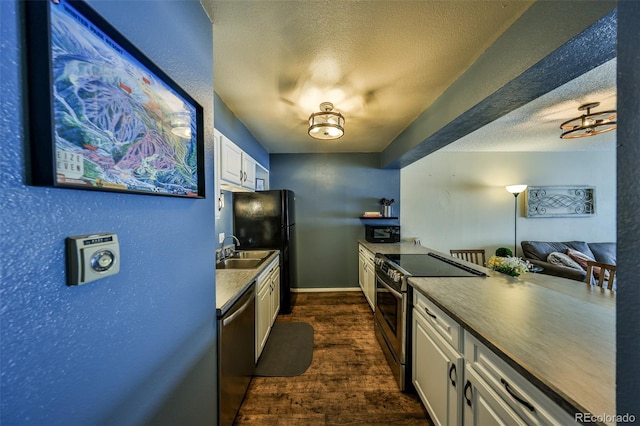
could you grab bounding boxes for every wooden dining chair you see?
[585,260,616,290]
[450,249,486,266]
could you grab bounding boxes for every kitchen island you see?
[359,240,615,425]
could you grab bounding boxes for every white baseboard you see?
[291,287,362,293]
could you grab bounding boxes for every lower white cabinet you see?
[463,332,574,426]
[462,366,527,426]
[256,257,280,362]
[269,264,280,325]
[412,287,575,426]
[413,292,462,426]
[358,244,375,311]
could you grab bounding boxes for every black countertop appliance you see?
[233,190,297,314]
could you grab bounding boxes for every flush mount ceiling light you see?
[308,102,345,140]
[170,111,192,139]
[560,102,617,139]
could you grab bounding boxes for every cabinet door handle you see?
[239,168,243,179]
[464,380,472,406]
[501,378,535,412]
[448,363,457,387]
[424,307,437,320]
[244,171,247,182]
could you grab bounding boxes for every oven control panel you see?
[374,255,404,283]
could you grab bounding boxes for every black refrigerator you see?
[233,190,297,314]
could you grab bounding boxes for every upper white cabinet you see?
[241,153,256,190]
[215,129,268,193]
[220,134,243,186]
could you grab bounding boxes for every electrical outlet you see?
[218,232,225,244]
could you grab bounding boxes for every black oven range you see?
[373,252,485,391]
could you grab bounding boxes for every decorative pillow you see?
[566,248,606,279]
[547,252,583,271]
[566,248,594,269]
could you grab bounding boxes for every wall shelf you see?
[359,216,398,220]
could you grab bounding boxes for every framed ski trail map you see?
[25,0,205,198]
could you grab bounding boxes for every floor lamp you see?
[505,185,527,257]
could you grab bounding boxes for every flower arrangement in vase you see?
[488,247,529,277]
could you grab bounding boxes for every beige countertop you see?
[216,251,280,316]
[359,239,432,255]
[359,240,615,422]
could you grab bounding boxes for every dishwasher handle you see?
[223,284,255,326]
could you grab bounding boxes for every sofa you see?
[521,241,616,282]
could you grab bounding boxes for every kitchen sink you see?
[216,258,265,269]
[216,250,275,269]
[230,250,274,260]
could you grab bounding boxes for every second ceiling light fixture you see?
[560,102,616,139]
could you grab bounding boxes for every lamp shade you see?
[506,184,527,195]
[308,102,345,140]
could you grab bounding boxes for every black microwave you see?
[365,225,400,243]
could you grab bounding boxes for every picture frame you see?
[24,0,205,198]
[255,178,265,191]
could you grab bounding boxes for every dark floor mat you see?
[254,322,314,377]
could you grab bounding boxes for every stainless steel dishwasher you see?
[217,282,256,426]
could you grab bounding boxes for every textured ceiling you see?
[206,0,535,153]
[443,59,617,152]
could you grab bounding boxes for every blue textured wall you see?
[616,0,640,418]
[214,93,269,169]
[270,153,399,289]
[217,190,234,241]
[0,1,217,425]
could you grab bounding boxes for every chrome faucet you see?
[220,235,240,260]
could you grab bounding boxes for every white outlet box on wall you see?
[218,232,225,244]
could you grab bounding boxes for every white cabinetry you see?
[357,244,375,311]
[411,288,574,426]
[256,256,280,361]
[463,332,574,426]
[215,129,267,193]
[220,134,243,186]
[412,290,462,426]
[241,153,256,190]
[269,264,280,325]
[462,366,526,426]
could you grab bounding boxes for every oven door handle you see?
[376,274,403,299]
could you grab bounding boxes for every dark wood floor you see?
[235,292,432,425]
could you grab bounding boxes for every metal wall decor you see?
[526,186,595,218]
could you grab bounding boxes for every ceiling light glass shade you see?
[560,102,616,139]
[506,184,527,195]
[308,102,345,140]
[170,111,192,139]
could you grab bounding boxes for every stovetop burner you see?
[384,252,485,277]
